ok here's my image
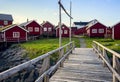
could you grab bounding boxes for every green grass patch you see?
[82,36,120,57]
[20,38,79,59]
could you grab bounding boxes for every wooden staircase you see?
[50,48,112,82]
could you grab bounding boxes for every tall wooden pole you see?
[59,0,62,47]
[69,1,72,42]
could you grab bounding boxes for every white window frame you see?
[4,21,8,25]
[99,29,104,33]
[44,27,47,31]
[28,27,33,32]
[13,32,20,38]
[64,30,68,34]
[48,27,52,32]
[35,27,39,32]
[92,29,97,33]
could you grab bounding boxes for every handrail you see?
[93,41,120,82]
[0,41,75,81]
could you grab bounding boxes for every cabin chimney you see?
[27,18,29,22]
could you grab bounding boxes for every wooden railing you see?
[0,41,75,82]
[93,41,120,82]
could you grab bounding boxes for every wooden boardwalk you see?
[50,48,112,82]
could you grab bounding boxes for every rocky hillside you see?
[0,45,42,82]
[0,44,29,72]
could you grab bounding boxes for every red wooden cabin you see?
[71,27,77,35]
[20,20,42,37]
[0,24,28,42]
[0,14,13,27]
[112,22,120,39]
[56,24,70,37]
[86,20,107,37]
[74,27,87,35]
[41,21,55,37]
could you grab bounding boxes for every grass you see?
[83,36,120,55]
[20,37,79,59]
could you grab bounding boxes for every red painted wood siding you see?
[113,23,120,39]
[26,21,42,36]
[42,22,55,36]
[0,20,12,26]
[56,24,70,37]
[74,27,86,35]
[86,23,107,37]
[5,26,27,42]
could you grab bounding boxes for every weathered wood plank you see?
[50,48,112,82]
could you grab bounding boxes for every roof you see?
[86,19,107,30]
[19,20,42,27]
[111,21,120,28]
[86,19,98,29]
[74,22,89,26]
[0,14,13,21]
[56,23,69,29]
[41,21,55,27]
[0,24,28,32]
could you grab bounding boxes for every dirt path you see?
[79,37,86,48]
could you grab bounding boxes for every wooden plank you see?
[50,48,112,82]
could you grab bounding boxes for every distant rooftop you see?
[0,14,13,21]
[74,22,89,26]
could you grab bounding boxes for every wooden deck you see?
[50,48,112,82]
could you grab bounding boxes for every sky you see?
[0,0,120,26]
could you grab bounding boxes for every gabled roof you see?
[41,21,55,27]
[86,19,107,30]
[111,21,120,28]
[19,20,42,27]
[0,14,13,21]
[56,23,69,29]
[0,24,28,32]
[86,19,98,29]
[74,21,89,26]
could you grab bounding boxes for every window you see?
[64,30,68,34]
[28,27,33,32]
[4,21,8,25]
[13,32,20,38]
[92,29,97,33]
[99,29,104,33]
[35,27,39,32]
[48,28,52,32]
[44,27,47,31]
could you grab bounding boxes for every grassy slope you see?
[20,37,79,59]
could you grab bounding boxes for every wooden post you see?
[40,56,50,75]
[44,75,49,82]
[97,45,100,58]
[113,55,119,82]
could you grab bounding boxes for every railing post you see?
[113,55,119,82]
[40,56,50,75]
[44,74,49,82]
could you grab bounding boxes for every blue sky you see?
[0,0,120,26]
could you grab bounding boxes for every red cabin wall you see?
[0,20,12,27]
[74,27,86,35]
[56,25,70,37]
[113,23,120,39]
[26,21,42,36]
[42,22,55,36]
[87,23,107,37]
[5,26,27,42]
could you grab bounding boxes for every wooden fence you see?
[93,41,120,82]
[0,41,75,82]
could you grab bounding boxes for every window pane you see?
[92,29,97,33]
[44,27,47,31]
[35,27,39,32]
[99,29,104,33]
[28,27,33,32]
